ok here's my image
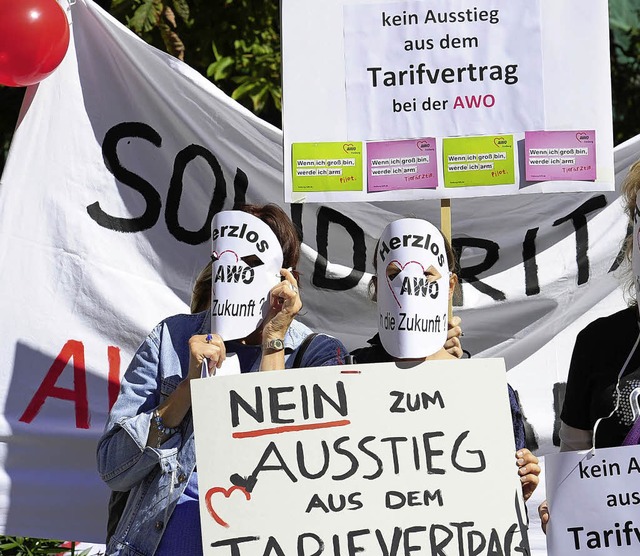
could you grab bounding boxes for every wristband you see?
[264,338,285,351]
[153,409,179,447]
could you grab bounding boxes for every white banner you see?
[192,360,528,556]
[0,0,636,548]
[545,446,640,555]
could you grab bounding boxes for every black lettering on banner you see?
[523,227,540,296]
[552,195,607,285]
[87,122,162,232]
[313,207,366,291]
[232,167,249,208]
[165,144,226,245]
[452,237,505,302]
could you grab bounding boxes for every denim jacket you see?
[97,311,346,556]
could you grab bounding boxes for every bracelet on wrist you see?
[153,408,179,447]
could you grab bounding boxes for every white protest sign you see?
[211,211,283,340]
[191,359,530,556]
[377,218,449,358]
[281,0,613,202]
[545,445,640,555]
[343,0,544,140]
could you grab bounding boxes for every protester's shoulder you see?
[349,335,390,364]
[300,332,349,367]
[149,311,207,344]
[577,306,637,342]
[349,344,377,364]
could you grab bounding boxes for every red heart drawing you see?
[385,259,428,308]
[575,132,589,142]
[211,249,239,263]
[416,140,431,150]
[205,485,251,528]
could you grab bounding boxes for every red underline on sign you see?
[232,419,351,439]
[340,370,361,374]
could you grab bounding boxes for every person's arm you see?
[559,420,592,451]
[97,329,168,492]
[146,333,226,447]
[97,326,225,491]
[260,268,302,371]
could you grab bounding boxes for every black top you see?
[561,306,640,448]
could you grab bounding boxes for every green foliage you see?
[110,0,191,59]
[0,537,96,556]
[207,18,281,116]
[609,0,640,144]
[108,0,282,127]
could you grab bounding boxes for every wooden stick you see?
[441,199,453,320]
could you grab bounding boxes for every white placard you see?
[546,445,640,555]
[191,359,530,556]
[344,0,544,139]
[281,0,614,202]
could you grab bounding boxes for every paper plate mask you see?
[377,218,449,359]
[634,196,640,313]
[211,210,283,340]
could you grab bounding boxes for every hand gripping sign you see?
[211,211,283,340]
[376,218,449,358]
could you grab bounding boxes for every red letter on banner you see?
[19,339,90,429]
[107,345,121,411]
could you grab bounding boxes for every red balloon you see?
[0,0,71,87]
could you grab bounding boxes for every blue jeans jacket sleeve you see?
[97,321,182,491]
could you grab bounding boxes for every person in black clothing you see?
[539,160,640,531]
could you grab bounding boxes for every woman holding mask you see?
[97,204,347,556]
[350,217,540,501]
